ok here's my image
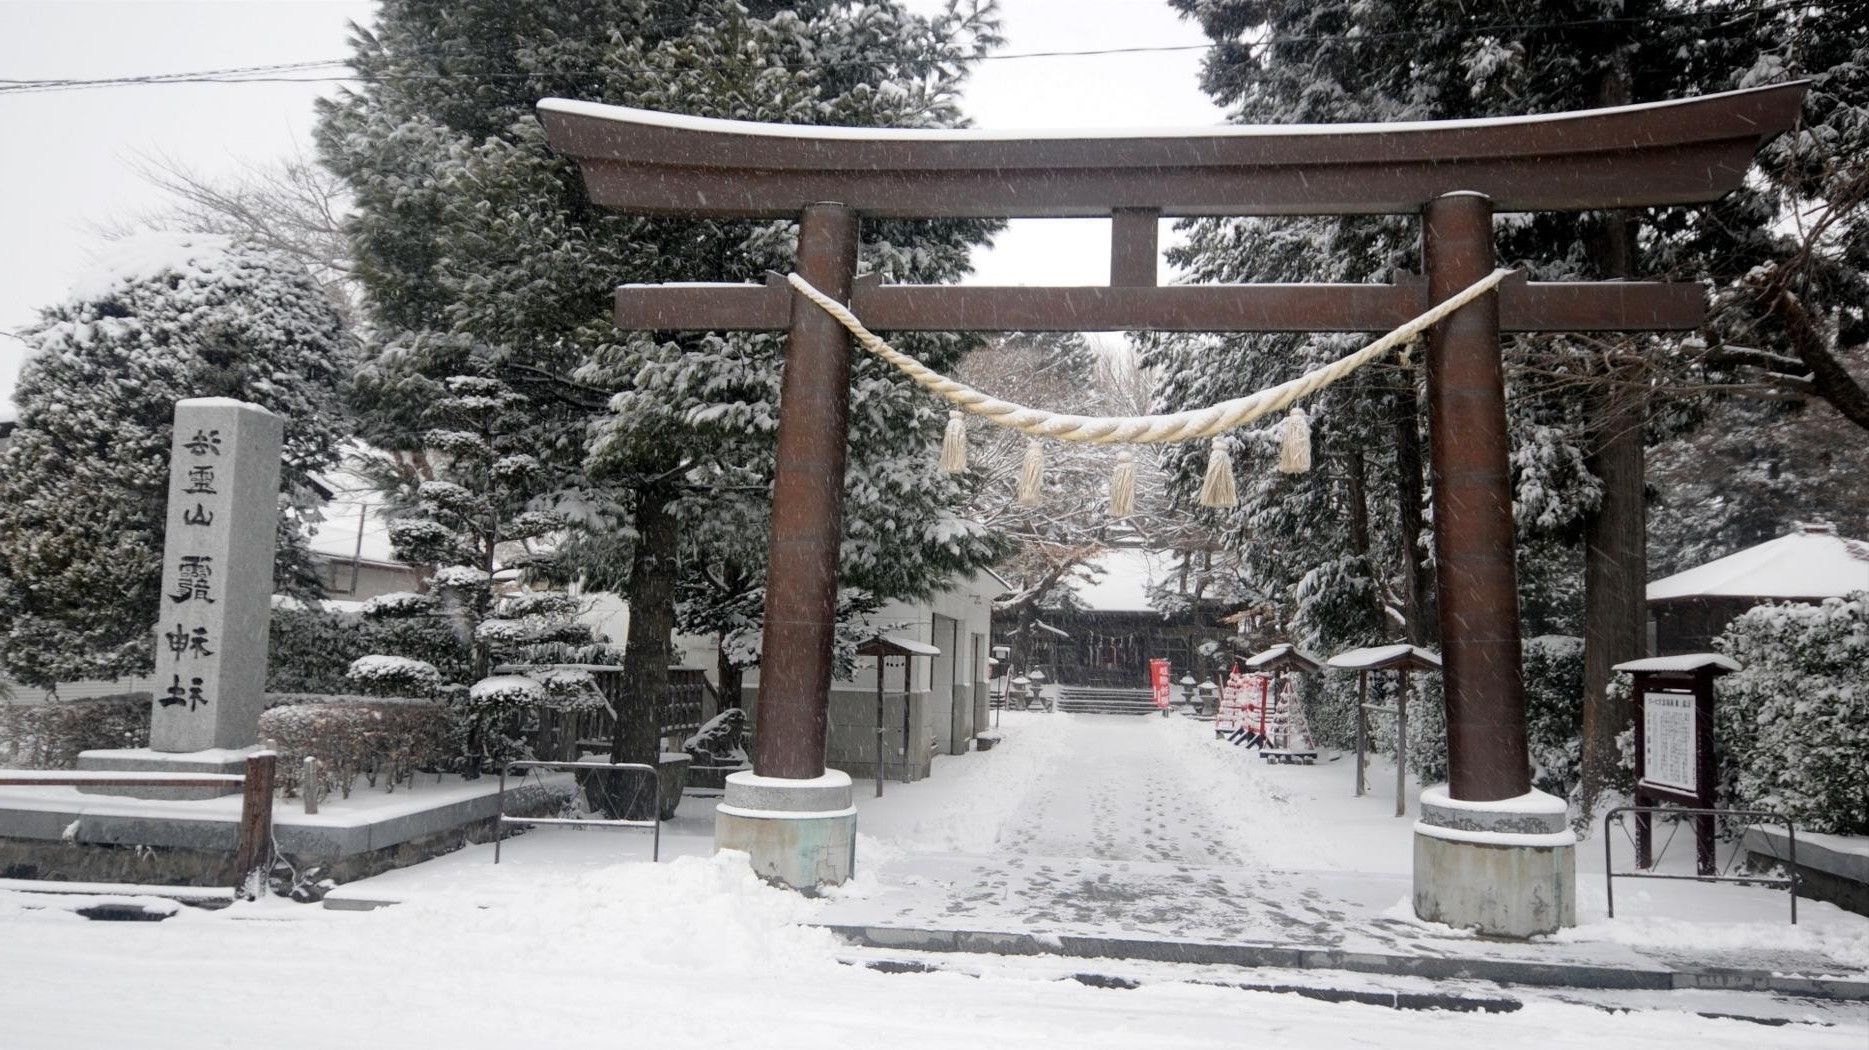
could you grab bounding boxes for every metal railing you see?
[0,752,277,895]
[1603,806,1798,924]
[494,759,660,864]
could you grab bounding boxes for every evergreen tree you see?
[0,234,351,687]
[1156,0,1866,800]
[317,1,1008,765]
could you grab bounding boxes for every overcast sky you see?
[0,0,1224,416]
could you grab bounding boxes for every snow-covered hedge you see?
[346,655,443,698]
[258,696,449,798]
[0,693,150,769]
[268,606,371,696]
[1716,595,1869,836]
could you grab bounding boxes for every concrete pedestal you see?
[75,747,252,800]
[1412,784,1576,938]
[715,769,856,894]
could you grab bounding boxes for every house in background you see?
[304,468,427,603]
[724,567,1008,783]
[1647,523,1869,655]
[997,548,1233,689]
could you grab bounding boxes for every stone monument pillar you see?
[79,398,283,796]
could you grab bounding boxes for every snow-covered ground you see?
[2,711,1865,1048]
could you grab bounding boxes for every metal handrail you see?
[1604,806,1797,924]
[495,760,660,864]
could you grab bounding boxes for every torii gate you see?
[538,84,1802,933]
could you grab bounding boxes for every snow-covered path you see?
[2,711,1866,1046]
[995,715,1261,865]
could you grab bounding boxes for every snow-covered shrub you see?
[0,693,150,769]
[358,591,435,618]
[268,605,370,695]
[1715,595,1869,835]
[466,674,546,709]
[346,654,443,698]
[259,696,450,798]
[455,674,544,776]
[0,233,351,686]
[1523,635,1584,798]
[535,669,608,714]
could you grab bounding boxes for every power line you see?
[0,0,1822,97]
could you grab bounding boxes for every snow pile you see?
[1556,911,1869,972]
[382,851,838,977]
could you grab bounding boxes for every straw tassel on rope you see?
[1278,407,1311,474]
[1199,437,1238,508]
[938,409,968,474]
[1016,439,1045,506]
[1109,450,1137,518]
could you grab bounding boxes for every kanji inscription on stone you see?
[148,398,282,752]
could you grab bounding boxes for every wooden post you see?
[302,756,319,815]
[233,751,276,894]
[1396,670,1410,818]
[1354,671,1369,797]
[874,657,886,798]
[901,654,914,775]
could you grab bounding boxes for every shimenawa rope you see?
[784,267,1515,445]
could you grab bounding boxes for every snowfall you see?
[3,709,1865,1048]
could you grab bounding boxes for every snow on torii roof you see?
[1327,644,1442,671]
[537,84,1806,219]
[1647,524,1869,602]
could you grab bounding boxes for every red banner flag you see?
[1149,658,1172,709]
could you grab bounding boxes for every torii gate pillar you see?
[1417,192,1575,936]
[715,204,863,890]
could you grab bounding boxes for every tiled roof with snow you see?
[1647,525,1869,602]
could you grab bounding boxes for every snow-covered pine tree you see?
[1158,0,1866,798]
[0,234,351,687]
[318,1,1009,766]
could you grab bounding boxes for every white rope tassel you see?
[1199,437,1238,508]
[1109,450,1137,518]
[938,409,968,474]
[1278,407,1312,474]
[1015,439,1045,506]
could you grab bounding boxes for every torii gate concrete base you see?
[714,769,857,893]
[1414,786,1576,937]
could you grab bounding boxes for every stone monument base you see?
[715,769,856,894]
[75,748,255,800]
[1412,784,1576,938]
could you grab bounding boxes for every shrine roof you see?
[1647,524,1869,602]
